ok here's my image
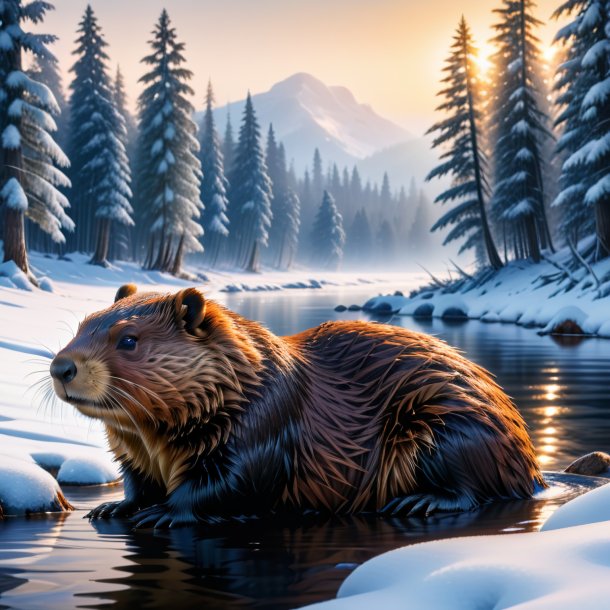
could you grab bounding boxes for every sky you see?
[39,0,565,135]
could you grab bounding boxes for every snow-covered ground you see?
[306,482,610,610]
[0,251,397,514]
[363,251,610,338]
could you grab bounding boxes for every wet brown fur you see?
[52,287,544,523]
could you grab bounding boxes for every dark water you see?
[2,284,610,610]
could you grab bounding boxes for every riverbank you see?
[362,247,610,338]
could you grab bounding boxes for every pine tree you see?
[114,66,137,166]
[223,112,235,177]
[28,52,68,149]
[312,148,324,203]
[67,5,132,265]
[427,17,503,268]
[489,0,554,262]
[377,219,396,262]
[110,65,137,262]
[553,0,610,253]
[380,172,393,209]
[135,10,202,275]
[25,49,71,255]
[267,136,300,269]
[311,190,345,270]
[0,0,73,277]
[228,93,272,271]
[345,208,373,266]
[349,166,363,218]
[266,124,282,263]
[199,80,229,267]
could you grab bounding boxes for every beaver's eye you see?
[117,335,138,351]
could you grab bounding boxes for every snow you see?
[0,260,32,290]
[2,124,21,149]
[542,483,610,531]
[362,246,610,338]
[57,456,118,486]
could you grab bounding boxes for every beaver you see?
[50,285,544,527]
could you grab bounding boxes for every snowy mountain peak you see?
[212,73,412,171]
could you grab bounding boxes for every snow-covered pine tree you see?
[134,10,202,275]
[67,5,133,266]
[377,219,396,262]
[110,65,137,262]
[114,66,137,166]
[345,208,373,266]
[267,138,300,269]
[28,52,68,149]
[311,190,345,270]
[312,148,324,203]
[489,0,554,262]
[380,172,392,210]
[273,186,301,269]
[223,112,235,177]
[228,93,272,271]
[199,80,229,267]
[553,0,610,254]
[0,0,73,278]
[426,17,502,269]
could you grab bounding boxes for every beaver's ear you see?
[174,288,206,335]
[115,284,137,303]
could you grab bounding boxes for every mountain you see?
[210,73,422,180]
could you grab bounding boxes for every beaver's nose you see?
[50,357,77,384]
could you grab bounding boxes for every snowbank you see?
[362,250,610,338]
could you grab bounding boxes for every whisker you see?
[107,375,164,404]
[106,385,157,427]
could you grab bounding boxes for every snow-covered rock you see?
[0,455,70,515]
[539,306,590,336]
[57,456,119,485]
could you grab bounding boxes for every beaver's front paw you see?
[132,504,199,529]
[86,500,139,520]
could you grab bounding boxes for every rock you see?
[370,301,395,315]
[334,305,347,312]
[551,320,584,336]
[413,303,434,319]
[348,304,361,311]
[441,307,468,321]
[564,451,610,477]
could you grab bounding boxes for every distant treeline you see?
[0,2,432,282]
[427,0,610,270]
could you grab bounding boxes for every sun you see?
[470,41,494,77]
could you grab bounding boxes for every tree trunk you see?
[246,240,260,273]
[171,233,185,276]
[463,36,503,271]
[3,207,29,274]
[595,202,610,257]
[90,218,111,266]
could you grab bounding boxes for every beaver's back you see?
[281,320,543,514]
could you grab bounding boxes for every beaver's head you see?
[50,284,256,435]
